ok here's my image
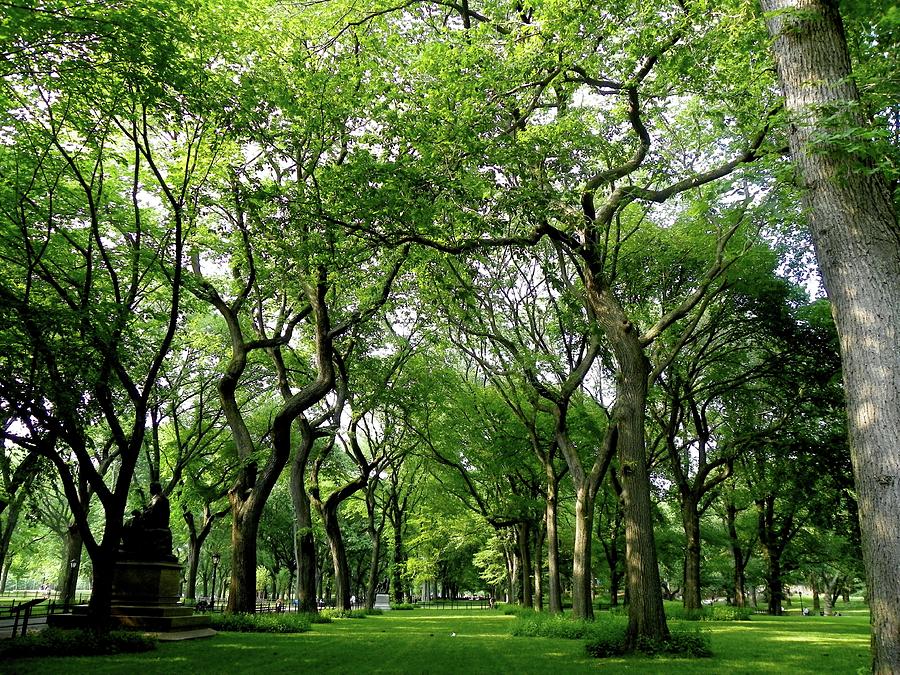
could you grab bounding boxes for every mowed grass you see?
[2,609,871,674]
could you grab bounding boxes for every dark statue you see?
[120,481,176,562]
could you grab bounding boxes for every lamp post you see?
[211,552,221,612]
[799,590,804,613]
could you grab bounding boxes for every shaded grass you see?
[1,608,870,674]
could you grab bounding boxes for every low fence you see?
[0,594,92,639]
[415,599,492,610]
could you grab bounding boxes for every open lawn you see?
[2,609,871,674]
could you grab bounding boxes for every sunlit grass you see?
[3,607,871,674]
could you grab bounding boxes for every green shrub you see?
[634,625,712,658]
[585,623,711,659]
[584,622,628,658]
[209,612,311,633]
[364,608,384,616]
[512,611,632,647]
[706,605,752,621]
[308,612,333,624]
[320,608,368,619]
[585,636,627,658]
[664,626,713,657]
[511,613,598,640]
[0,628,156,658]
[389,603,415,610]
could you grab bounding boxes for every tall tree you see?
[760,2,900,668]
[0,0,263,624]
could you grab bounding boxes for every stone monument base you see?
[48,560,213,639]
[112,559,182,606]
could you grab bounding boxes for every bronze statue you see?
[120,481,176,562]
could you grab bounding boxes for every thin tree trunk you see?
[571,487,595,618]
[533,521,545,612]
[322,503,351,610]
[761,2,900,671]
[725,501,748,608]
[390,521,405,604]
[545,472,563,613]
[517,521,533,609]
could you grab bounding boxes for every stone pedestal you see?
[48,559,214,640]
[374,593,391,610]
[112,560,181,606]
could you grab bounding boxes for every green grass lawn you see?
[2,609,871,674]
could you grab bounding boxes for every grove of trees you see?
[1,0,897,671]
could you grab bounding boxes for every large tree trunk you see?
[761,1,900,671]
[682,498,703,612]
[364,482,387,611]
[228,501,261,613]
[756,496,789,616]
[584,273,669,646]
[290,424,319,613]
[616,342,669,647]
[571,486,596,619]
[57,523,83,605]
[764,554,784,616]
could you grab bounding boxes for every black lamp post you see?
[211,552,221,611]
[799,590,804,612]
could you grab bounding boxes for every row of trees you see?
[1,0,897,670]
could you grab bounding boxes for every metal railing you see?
[0,598,46,638]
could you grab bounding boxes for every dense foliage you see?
[1,0,897,667]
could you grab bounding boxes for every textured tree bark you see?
[290,425,318,613]
[571,487,596,619]
[364,482,387,611]
[516,521,533,609]
[295,515,318,612]
[322,504,352,611]
[533,523,545,612]
[544,470,563,613]
[58,524,83,605]
[757,496,789,616]
[618,383,669,647]
[682,501,703,612]
[761,1,900,670]
[228,501,260,613]
[764,555,784,616]
[725,502,748,608]
[585,278,668,645]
